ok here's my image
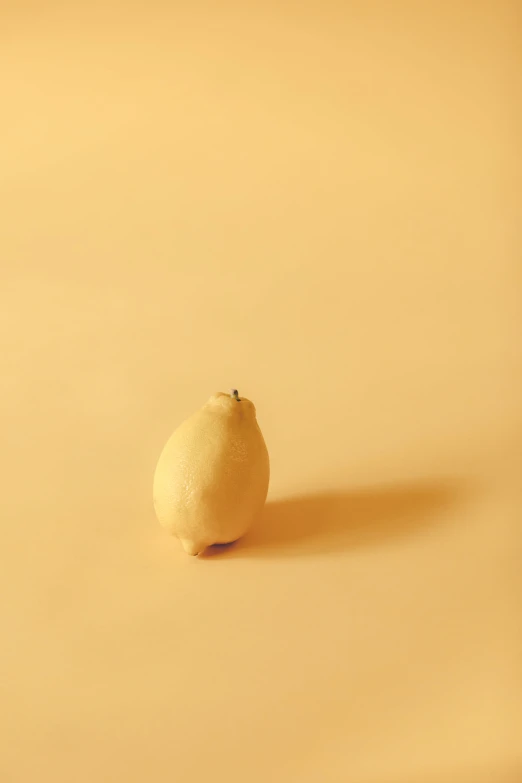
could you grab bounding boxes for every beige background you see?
[1,2,521,782]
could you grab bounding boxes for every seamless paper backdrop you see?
[1,2,521,782]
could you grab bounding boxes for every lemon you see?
[153,390,270,555]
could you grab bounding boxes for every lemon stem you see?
[230,389,241,401]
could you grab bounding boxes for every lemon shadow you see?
[201,479,463,559]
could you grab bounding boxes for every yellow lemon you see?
[153,390,270,555]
